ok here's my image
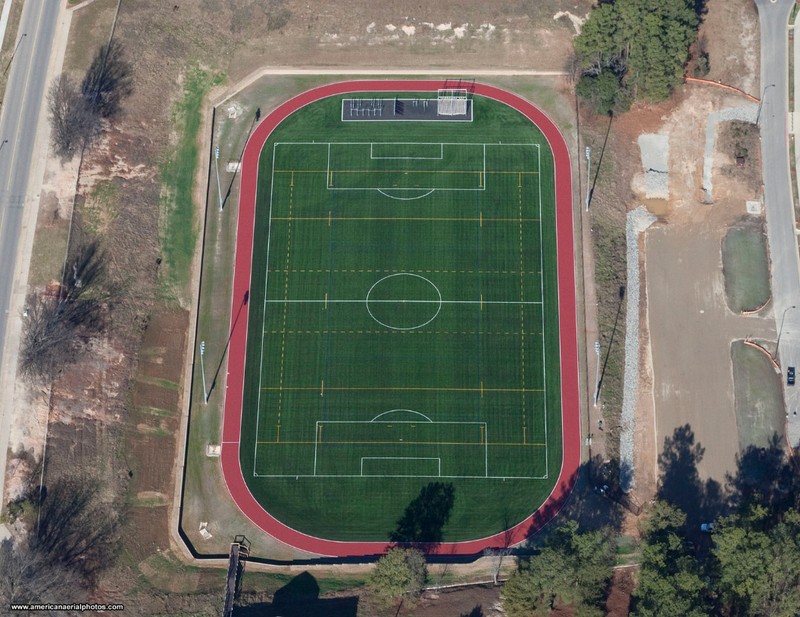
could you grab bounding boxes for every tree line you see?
[366,438,800,617]
[574,0,704,115]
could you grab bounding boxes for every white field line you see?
[253,142,279,476]
[360,457,441,477]
[537,143,549,479]
[263,299,543,305]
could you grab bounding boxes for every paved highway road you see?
[755,0,800,448]
[0,0,60,510]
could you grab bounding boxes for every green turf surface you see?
[722,223,771,313]
[239,93,562,542]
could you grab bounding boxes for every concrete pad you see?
[638,134,669,172]
[746,200,762,215]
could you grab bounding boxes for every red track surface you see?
[220,80,580,558]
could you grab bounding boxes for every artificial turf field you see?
[221,81,578,555]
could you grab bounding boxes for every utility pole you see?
[4,33,26,75]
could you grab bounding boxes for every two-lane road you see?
[0,0,61,511]
[755,0,800,448]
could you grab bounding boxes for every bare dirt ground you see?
[578,0,763,513]
[633,3,771,494]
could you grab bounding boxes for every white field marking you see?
[360,457,441,477]
[369,142,444,160]
[318,419,487,425]
[323,141,489,192]
[371,409,433,422]
[312,420,492,478]
[253,141,280,476]
[376,188,435,200]
[263,298,542,305]
[365,272,442,331]
[254,142,550,478]
[485,424,488,477]
[257,416,547,480]
[537,143,549,479]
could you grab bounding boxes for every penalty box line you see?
[313,420,488,478]
[327,141,487,191]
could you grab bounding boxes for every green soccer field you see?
[239,93,562,542]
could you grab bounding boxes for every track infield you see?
[220,80,580,558]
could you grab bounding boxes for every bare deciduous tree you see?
[81,40,132,119]
[19,241,109,381]
[0,539,87,606]
[34,473,122,583]
[47,74,98,159]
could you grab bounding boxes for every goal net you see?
[437,89,469,116]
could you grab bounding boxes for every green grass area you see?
[722,223,771,313]
[159,67,224,301]
[615,534,640,567]
[83,179,120,235]
[136,375,180,391]
[27,222,69,287]
[731,341,785,450]
[239,93,562,542]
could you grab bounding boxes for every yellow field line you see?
[270,216,541,222]
[257,440,547,446]
[276,169,540,175]
[261,386,544,392]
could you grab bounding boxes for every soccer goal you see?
[437,89,469,116]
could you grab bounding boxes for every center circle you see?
[365,273,442,330]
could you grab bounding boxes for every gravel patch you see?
[702,103,758,203]
[620,206,657,493]
[638,134,669,199]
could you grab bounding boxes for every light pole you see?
[756,83,775,126]
[4,33,26,75]
[593,341,601,405]
[215,145,223,211]
[200,340,208,404]
[776,305,796,361]
[585,146,591,210]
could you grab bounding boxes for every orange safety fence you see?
[684,77,760,103]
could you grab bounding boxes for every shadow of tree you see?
[459,607,484,617]
[234,571,358,617]
[539,456,626,539]
[657,424,724,528]
[390,482,455,548]
[727,436,800,519]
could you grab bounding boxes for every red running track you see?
[220,80,580,558]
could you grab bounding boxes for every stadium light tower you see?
[215,145,223,211]
[585,146,591,210]
[200,340,209,404]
